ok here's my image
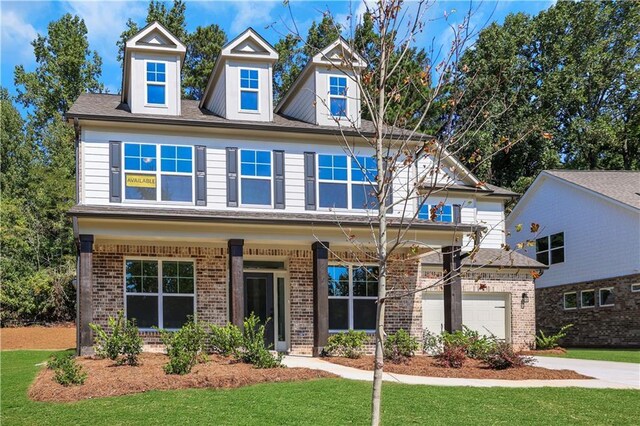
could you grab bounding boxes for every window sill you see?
[144,104,169,109]
[329,330,375,335]
[238,109,261,114]
[599,304,615,308]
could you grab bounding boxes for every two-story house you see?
[67,22,543,355]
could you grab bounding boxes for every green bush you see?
[384,329,419,363]
[209,322,243,357]
[483,341,534,370]
[158,319,207,375]
[424,326,497,360]
[89,311,142,366]
[47,353,87,386]
[238,314,283,369]
[324,330,368,359]
[435,342,467,368]
[535,324,573,350]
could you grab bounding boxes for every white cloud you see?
[228,0,281,35]
[1,9,39,63]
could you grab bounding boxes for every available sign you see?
[126,174,156,188]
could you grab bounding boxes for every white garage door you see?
[422,293,508,340]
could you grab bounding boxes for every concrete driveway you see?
[533,356,640,389]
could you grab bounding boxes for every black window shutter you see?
[273,150,285,209]
[453,204,462,224]
[226,147,238,207]
[109,141,122,203]
[195,145,207,206]
[304,152,316,210]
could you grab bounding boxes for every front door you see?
[244,272,274,347]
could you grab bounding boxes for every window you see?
[328,265,378,331]
[125,259,195,329]
[124,143,193,203]
[418,203,454,222]
[599,288,614,307]
[329,76,347,117]
[318,154,348,208]
[632,284,640,293]
[536,232,564,265]
[240,68,259,111]
[581,290,595,308]
[351,156,378,209]
[240,149,271,205]
[563,292,577,310]
[146,62,166,105]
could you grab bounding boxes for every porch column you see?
[228,239,244,328]
[312,241,329,356]
[78,234,94,355]
[443,245,462,333]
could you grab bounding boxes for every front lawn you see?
[536,348,640,364]
[2,351,639,425]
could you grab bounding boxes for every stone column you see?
[312,241,329,356]
[78,234,94,355]
[443,245,462,333]
[228,239,244,328]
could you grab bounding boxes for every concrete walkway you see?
[282,355,640,389]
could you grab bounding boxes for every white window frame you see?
[145,60,167,108]
[418,202,454,223]
[122,143,195,205]
[631,284,640,293]
[563,291,577,310]
[328,264,377,333]
[328,75,348,119]
[316,154,378,211]
[580,289,595,308]
[239,67,260,113]
[536,232,565,266]
[599,287,614,307]
[238,148,273,208]
[123,257,197,331]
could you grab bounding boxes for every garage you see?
[422,292,509,340]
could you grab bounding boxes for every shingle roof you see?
[545,170,640,209]
[421,247,547,269]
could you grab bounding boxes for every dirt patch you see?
[521,348,568,356]
[325,355,591,380]
[1,324,75,350]
[29,353,336,402]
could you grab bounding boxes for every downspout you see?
[73,117,81,355]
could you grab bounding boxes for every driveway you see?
[533,356,640,389]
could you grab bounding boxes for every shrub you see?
[238,313,283,369]
[422,329,442,355]
[48,354,87,386]
[424,327,497,360]
[209,322,243,357]
[89,311,142,366]
[158,319,207,375]
[483,341,535,370]
[384,329,419,363]
[436,342,467,368]
[535,324,574,350]
[324,330,368,359]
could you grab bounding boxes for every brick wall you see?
[536,274,640,348]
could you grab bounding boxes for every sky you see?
[1,0,555,116]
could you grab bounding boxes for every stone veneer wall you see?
[420,271,536,350]
[536,274,640,348]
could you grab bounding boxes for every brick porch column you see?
[312,241,329,356]
[78,234,94,355]
[228,239,244,328]
[443,245,462,333]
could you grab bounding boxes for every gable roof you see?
[544,170,640,209]
[421,247,547,269]
[311,36,367,68]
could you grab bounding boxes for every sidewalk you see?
[282,355,639,389]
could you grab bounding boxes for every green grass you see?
[2,351,639,425]
[536,348,640,364]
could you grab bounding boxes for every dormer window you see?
[146,62,166,105]
[240,68,259,111]
[329,76,348,118]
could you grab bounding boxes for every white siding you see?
[129,52,181,116]
[476,200,505,249]
[506,177,640,288]
[82,140,110,205]
[281,73,316,124]
[206,70,226,117]
[223,60,273,122]
[315,67,361,128]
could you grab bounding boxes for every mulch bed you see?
[324,355,591,380]
[521,348,568,356]
[29,353,336,402]
[1,324,76,350]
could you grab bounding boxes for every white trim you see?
[328,263,378,333]
[599,287,615,307]
[238,148,273,208]
[563,291,577,310]
[327,74,348,120]
[535,232,565,266]
[144,59,168,107]
[580,289,595,308]
[238,67,261,113]
[631,283,640,293]
[316,153,378,212]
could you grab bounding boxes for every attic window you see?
[146,62,166,105]
[329,76,347,118]
[240,68,259,111]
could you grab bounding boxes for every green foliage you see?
[184,24,226,99]
[424,327,496,360]
[89,311,143,366]
[158,319,207,375]
[324,330,368,359]
[47,353,87,386]
[208,322,243,357]
[483,342,534,370]
[384,329,419,363]
[238,314,283,369]
[535,324,574,350]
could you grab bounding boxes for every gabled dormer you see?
[276,37,367,128]
[200,28,278,122]
[122,21,186,116]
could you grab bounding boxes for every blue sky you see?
[1,0,554,114]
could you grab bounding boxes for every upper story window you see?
[240,68,259,111]
[124,143,193,203]
[318,154,378,210]
[146,62,166,105]
[328,265,378,331]
[351,156,378,209]
[240,149,271,206]
[418,203,454,222]
[536,232,564,265]
[329,76,347,118]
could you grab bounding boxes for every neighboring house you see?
[506,170,640,348]
[67,22,543,356]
